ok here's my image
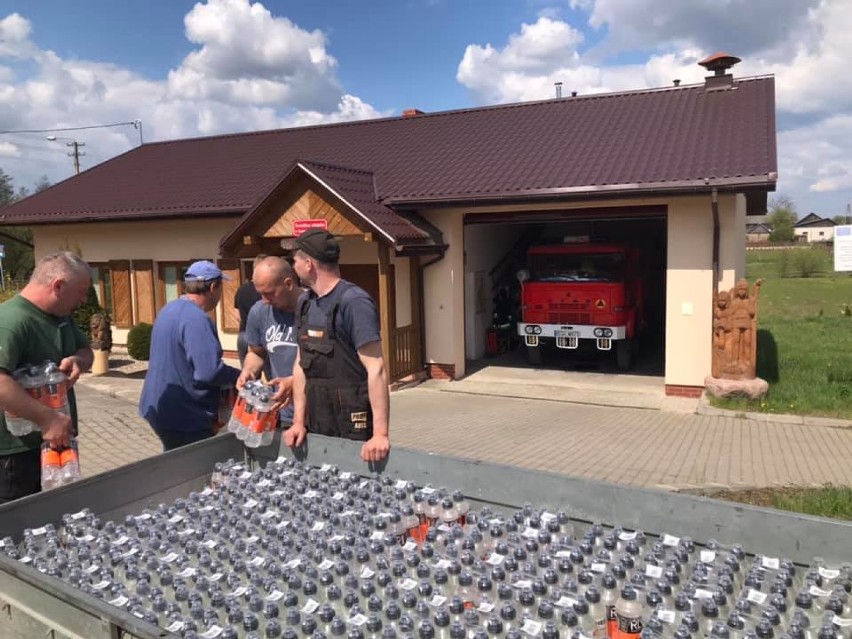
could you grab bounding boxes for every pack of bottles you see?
[40,439,83,490]
[226,381,280,448]
[2,459,850,639]
[3,360,70,437]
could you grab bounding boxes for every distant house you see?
[746,222,772,242]
[794,213,836,243]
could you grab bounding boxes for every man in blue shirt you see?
[139,261,240,451]
[236,257,301,424]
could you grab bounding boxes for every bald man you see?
[236,257,302,425]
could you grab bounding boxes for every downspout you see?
[711,187,720,294]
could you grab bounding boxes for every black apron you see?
[297,282,373,441]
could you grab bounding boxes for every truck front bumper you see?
[517,323,627,351]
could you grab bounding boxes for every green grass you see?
[709,485,852,520]
[710,248,852,419]
[774,487,852,520]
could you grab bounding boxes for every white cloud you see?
[457,0,852,214]
[0,0,385,191]
[168,0,341,111]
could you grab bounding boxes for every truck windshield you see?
[529,252,626,282]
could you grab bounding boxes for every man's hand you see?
[58,356,85,387]
[37,411,72,449]
[269,376,293,410]
[361,434,390,463]
[236,369,256,391]
[283,422,307,449]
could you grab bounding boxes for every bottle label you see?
[645,565,663,579]
[487,553,506,566]
[43,382,68,410]
[699,550,715,564]
[349,614,368,626]
[166,621,185,633]
[761,556,780,570]
[555,596,577,608]
[200,626,223,639]
[818,567,840,580]
[657,610,676,624]
[429,595,447,607]
[616,614,643,637]
[662,534,680,547]
[302,599,320,614]
[694,589,714,600]
[108,595,129,607]
[521,619,542,636]
[618,531,637,541]
[809,585,832,597]
[833,615,852,628]
[591,562,607,573]
[478,602,495,614]
[399,578,417,591]
[607,605,617,639]
[747,590,768,604]
[266,590,284,602]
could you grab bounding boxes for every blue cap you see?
[184,260,231,282]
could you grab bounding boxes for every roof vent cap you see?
[402,109,425,118]
[698,52,741,89]
[698,52,741,76]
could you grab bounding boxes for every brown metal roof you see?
[0,76,776,243]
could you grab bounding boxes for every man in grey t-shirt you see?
[236,257,302,423]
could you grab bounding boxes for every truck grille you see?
[548,312,591,324]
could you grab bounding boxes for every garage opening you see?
[463,207,667,377]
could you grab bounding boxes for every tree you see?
[0,169,38,283]
[768,195,797,242]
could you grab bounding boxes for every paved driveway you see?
[74,377,852,491]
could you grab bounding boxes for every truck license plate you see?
[555,330,579,338]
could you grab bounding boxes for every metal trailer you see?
[0,433,850,639]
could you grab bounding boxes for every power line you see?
[0,119,143,145]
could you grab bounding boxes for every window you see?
[89,264,113,315]
[157,262,191,309]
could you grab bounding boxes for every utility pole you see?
[47,136,85,174]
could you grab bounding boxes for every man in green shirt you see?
[0,251,94,503]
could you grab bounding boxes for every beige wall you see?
[421,209,465,375]
[34,219,236,348]
[665,194,743,387]
[33,220,414,350]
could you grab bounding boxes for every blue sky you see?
[1,0,851,219]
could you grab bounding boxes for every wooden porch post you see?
[410,256,423,371]
[377,243,395,379]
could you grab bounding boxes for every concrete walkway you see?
[73,360,852,492]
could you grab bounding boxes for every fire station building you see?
[0,55,776,397]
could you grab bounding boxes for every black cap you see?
[295,229,340,264]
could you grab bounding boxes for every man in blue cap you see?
[140,260,240,451]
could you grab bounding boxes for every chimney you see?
[555,82,563,99]
[698,51,741,90]
[571,91,577,97]
[402,108,424,118]
[673,79,681,87]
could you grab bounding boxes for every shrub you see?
[127,322,153,361]
[73,282,108,337]
[790,248,825,278]
[777,250,790,278]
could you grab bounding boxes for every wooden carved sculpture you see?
[90,313,113,352]
[711,278,763,380]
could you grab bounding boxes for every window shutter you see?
[218,258,241,334]
[109,260,133,328]
[131,260,155,324]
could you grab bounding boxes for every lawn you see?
[703,485,852,520]
[710,247,852,419]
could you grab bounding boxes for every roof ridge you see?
[140,74,777,149]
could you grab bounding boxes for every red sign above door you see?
[293,219,329,236]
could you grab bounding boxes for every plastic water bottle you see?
[614,586,644,639]
[42,361,70,417]
[5,368,39,436]
[40,443,62,491]
[60,439,83,486]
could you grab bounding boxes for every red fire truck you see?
[516,243,645,370]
